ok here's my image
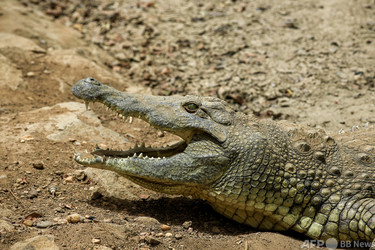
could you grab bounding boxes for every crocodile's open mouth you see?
[76,101,196,163]
[92,139,187,160]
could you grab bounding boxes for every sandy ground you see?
[0,0,374,249]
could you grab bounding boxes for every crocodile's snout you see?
[72,77,103,101]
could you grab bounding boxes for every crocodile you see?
[72,77,375,244]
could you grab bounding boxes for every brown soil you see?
[0,0,374,249]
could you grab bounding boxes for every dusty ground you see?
[0,0,374,249]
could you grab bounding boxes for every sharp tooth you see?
[158,157,161,160]
[145,156,149,159]
[85,101,89,110]
[129,116,133,123]
[139,153,143,158]
[133,153,137,157]
[163,156,166,159]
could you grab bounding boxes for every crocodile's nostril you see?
[86,77,95,82]
[87,77,102,86]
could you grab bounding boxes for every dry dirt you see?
[0,0,374,249]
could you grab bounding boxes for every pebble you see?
[32,162,44,170]
[165,232,172,237]
[157,131,164,137]
[160,224,171,231]
[73,170,86,181]
[278,97,291,107]
[23,219,34,227]
[139,194,150,200]
[66,213,83,223]
[182,221,192,229]
[92,238,101,244]
[175,233,183,240]
[27,189,39,199]
[211,226,220,233]
[155,233,164,237]
[102,218,111,223]
[64,176,74,183]
[20,135,35,141]
[36,221,53,228]
[49,186,57,196]
[145,236,161,245]
[134,216,160,227]
[56,219,68,225]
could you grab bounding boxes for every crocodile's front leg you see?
[338,198,375,242]
[298,198,375,244]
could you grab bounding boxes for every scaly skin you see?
[72,77,375,244]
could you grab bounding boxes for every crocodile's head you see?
[72,77,238,195]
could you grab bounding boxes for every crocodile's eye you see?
[183,102,199,113]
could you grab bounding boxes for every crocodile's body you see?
[73,77,375,244]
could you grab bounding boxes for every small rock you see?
[27,189,39,199]
[64,176,74,183]
[155,233,164,237]
[49,186,57,196]
[26,72,35,77]
[175,233,182,240]
[139,194,150,200]
[187,227,193,233]
[145,236,161,245]
[212,226,220,233]
[56,219,68,225]
[10,235,58,250]
[135,216,160,227]
[182,221,192,229]
[73,170,86,181]
[36,221,53,228]
[278,97,290,107]
[92,238,101,244]
[66,213,83,223]
[32,162,44,170]
[165,232,172,237]
[23,219,34,227]
[157,131,164,137]
[20,135,35,141]
[160,224,171,231]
